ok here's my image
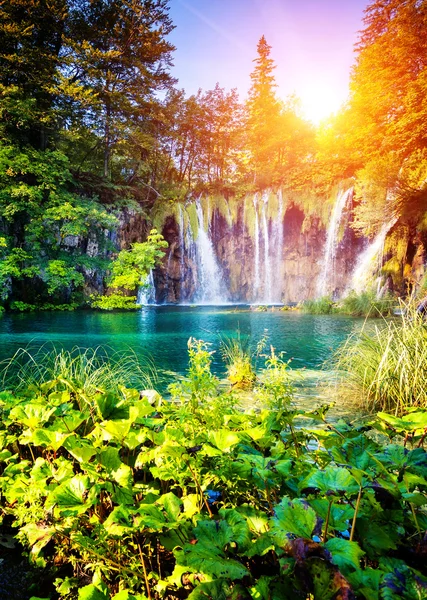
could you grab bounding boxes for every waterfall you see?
[193,198,228,304]
[253,195,261,301]
[317,187,353,298]
[274,190,284,303]
[348,217,397,295]
[178,204,185,275]
[137,270,156,305]
[261,192,272,303]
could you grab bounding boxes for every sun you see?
[298,83,346,125]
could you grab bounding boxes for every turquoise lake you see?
[0,307,362,394]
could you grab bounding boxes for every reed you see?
[0,345,154,396]
[334,302,427,414]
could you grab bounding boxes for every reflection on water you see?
[0,307,363,407]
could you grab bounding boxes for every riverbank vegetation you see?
[0,340,427,599]
[300,291,395,317]
[334,305,427,416]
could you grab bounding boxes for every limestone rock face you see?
[150,199,366,304]
[114,194,427,305]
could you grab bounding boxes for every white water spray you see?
[317,187,353,297]
[348,216,397,295]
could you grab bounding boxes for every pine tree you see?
[246,35,281,186]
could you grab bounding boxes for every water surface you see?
[0,307,362,386]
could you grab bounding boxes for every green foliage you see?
[220,334,257,389]
[93,229,167,310]
[300,297,334,315]
[0,341,426,598]
[334,302,427,414]
[90,294,141,311]
[108,230,167,291]
[337,291,395,317]
[301,293,396,318]
[0,346,153,396]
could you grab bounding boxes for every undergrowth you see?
[0,340,426,599]
[301,291,396,317]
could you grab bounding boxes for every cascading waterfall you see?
[261,192,273,303]
[316,187,353,298]
[348,216,397,295]
[137,270,156,305]
[146,189,397,306]
[252,195,261,300]
[193,198,228,303]
[274,190,285,302]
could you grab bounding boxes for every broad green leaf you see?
[219,508,251,551]
[302,465,359,496]
[325,538,364,572]
[176,520,249,579]
[103,505,133,536]
[157,492,182,522]
[356,519,397,554]
[64,437,96,463]
[270,497,317,542]
[187,580,231,599]
[78,584,108,600]
[9,403,55,429]
[208,430,241,452]
[182,493,200,518]
[377,411,427,435]
[20,428,71,451]
[346,567,382,600]
[309,498,354,531]
[100,419,131,442]
[129,399,155,422]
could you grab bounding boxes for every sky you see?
[167,0,369,124]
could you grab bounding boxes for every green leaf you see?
[325,538,364,572]
[377,411,427,435]
[302,465,359,496]
[207,430,241,452]
[309,499,354,532]
[78,584,109,600]
[9,403,55,429]
[347,568,382,600]
[157,492,182,522]
[176,520,249,580]
[187,580,231,599]
[270,497,317,542]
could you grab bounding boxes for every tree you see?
[66,0,176,180]
[246,36,282,186]
[92,229,167,309]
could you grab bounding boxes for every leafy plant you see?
[0,340,426,599]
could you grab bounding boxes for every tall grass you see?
[0,345,154,395]
[220,334,257,389]
[334,303,427,414]
[337,291,395,317]
[300,297,334,314]
[301,292,396,317]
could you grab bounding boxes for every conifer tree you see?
[246,35,281,186]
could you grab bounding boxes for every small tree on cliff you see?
[246,36,281,186]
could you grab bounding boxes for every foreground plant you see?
[334,303,427,414]
[0,341,426,599]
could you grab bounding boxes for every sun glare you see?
[298,84,345,125]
